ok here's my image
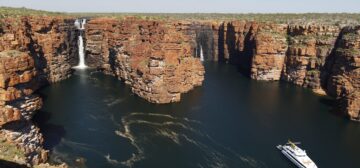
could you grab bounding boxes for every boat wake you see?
[114,112,266,168]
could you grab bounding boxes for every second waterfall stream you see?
[74,19,87,69]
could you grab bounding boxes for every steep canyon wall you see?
[0,16,78,165]
[85,18,204,103]
[196,21,359,121]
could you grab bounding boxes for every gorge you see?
[0,9,359,168]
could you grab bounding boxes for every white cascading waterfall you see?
[200,45,204,62]
[74,19,87,69]
[80,19,86,30]
[76,35,86,68]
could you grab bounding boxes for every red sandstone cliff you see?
[326,26,360,120]
[85,17,205,103]
[0,16,78,166]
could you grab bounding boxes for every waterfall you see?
[200,45,204,62]
[74,19,87,69]
[80,19,86,30]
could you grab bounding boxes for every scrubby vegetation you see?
[0,7,65,18]
[74,12,360,24]
[0,50,23,57]
[0,136,26,165]
[1,7,360,25]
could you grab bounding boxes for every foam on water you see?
[114,112,265,168]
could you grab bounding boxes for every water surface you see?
[34,62,360,168]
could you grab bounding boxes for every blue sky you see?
[0,0,359,13]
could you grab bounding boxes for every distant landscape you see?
[1,7,360,24]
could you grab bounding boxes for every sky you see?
[0,0,359,13]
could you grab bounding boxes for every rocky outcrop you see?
[0,16,78,166]
[283,24,340,91]
[1,122,48,166]
[250,24,288,80]
[85,18,204,103]
[0,51,41,125]
[0,50,47,166]
[0,17,78,83]
[326,26,360,121]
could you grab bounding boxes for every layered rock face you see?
[0,17,78,83]
[326,27,360,120]
[0,50,48,166]
[0,16,78,166]
[283,25,340,91]
[0,51,41,125]
[250,24,288,80]
[85,18,204,103]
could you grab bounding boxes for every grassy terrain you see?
[0,136,26,165]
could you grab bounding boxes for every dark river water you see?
[33,62,360,168]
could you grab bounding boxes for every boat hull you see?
[277,144,317,168]
[281,150,307,168]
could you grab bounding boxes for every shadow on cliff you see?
[108,48,118,78]
[32,109,66,150]
[320,28,346,97]
[0,159,27,168]
[24,20,50,86]
[218,22,255,77]
[318,27,348,118]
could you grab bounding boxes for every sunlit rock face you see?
[85,18,205,103]
[0,16,78,165]
[250,24,288,80]
[0,16,78,126]
[283,24,341,91]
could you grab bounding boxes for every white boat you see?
[277,141,318,168]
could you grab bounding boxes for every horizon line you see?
[1,6,360,15]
